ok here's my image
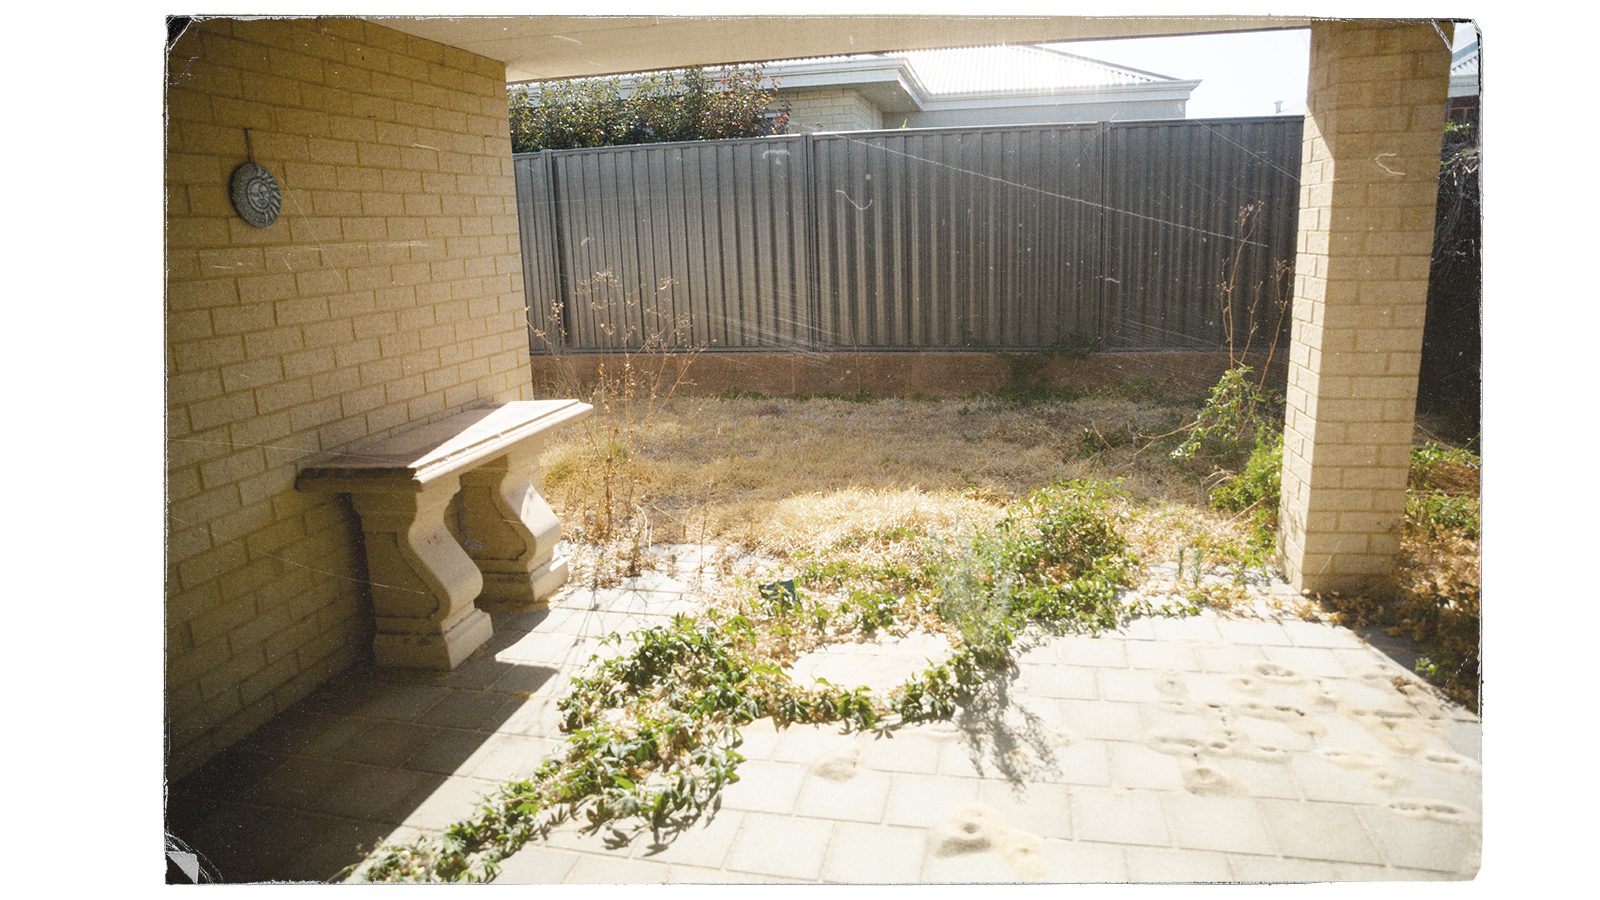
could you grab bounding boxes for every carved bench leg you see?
[455,442,569,606]
[347,473,494,670]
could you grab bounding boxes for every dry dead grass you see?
[537,379,1479,709]
[539,392,1261,580]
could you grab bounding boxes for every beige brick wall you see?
[1277,21,1451,593]
[165,17,532,778]
[781,88,884,132]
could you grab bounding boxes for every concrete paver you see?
[1162,793,1277,855]
[492,845,579,883]
[883,771,982,827]
[1070,786,1172,847]
[1036,838,1130,882]
[165,549,1482,883]
[718,759,808,815]
[794,766,894,822]
[1257,798,1385,865]
[630,809,745,870]
[723,814,834,880]
[1125,845,1235,882]
[820,821,928,883]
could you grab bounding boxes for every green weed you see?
[1209,428,1282,515]
[345,609,915,882]
[1172,366,1279,470]
[1405,491,1480,541]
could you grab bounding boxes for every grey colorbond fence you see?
[514,117,1302,354]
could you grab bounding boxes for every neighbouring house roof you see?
[512,44,1200,118]
[762,44,1199,115]
[1449,41,1479,97]
[899,45,1180,93]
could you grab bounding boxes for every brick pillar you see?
[1278,21,1453,594]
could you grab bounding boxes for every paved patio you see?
[165,547,1481,883]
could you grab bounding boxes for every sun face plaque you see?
[229,161,281,228]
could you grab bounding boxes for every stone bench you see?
[296,400,592,670]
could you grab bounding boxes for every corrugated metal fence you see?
[515,117,1302,353]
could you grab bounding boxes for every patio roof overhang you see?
[363,15,1316,84]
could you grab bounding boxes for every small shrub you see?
[1172,366,1275,470]
[533,273,701,583]
[1403,441,1480,541]
[1405,491,1480,541]
[934,479,1155,660]
[1210,428,1282,515]
[1073,422,1143,457]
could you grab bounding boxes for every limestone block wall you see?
[781,88,885,132]
[165,17,532,778]
[1277,21,1452,594]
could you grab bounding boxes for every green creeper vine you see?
[343,479,1173,883]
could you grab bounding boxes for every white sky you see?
[1045,23,1479,120]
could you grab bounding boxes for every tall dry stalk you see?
[1256,257,1294,394]
[1219,202,1263,369]
[1216,202,1292,392]
[532,272,702,582]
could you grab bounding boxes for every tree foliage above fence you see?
[510,67,790,153]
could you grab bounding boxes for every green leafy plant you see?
[1163,202,1294,507]
[1409,442,1480,492]
[1171,366,1276,470]
[1208,428,1282,515]
[1402,442,1481,543]
[1405,490,1480,541]
[345,610,918,882]
[931,479,1182,665]
[1208,429,1284,569]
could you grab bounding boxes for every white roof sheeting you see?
[898,45,1175,94]
[763,44,1181,97]
[1449,41,1479,97]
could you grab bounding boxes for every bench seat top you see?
[296,400,591,492]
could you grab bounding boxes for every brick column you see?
[1278,21,1453,594]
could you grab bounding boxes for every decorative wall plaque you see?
[229,161,281,228]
